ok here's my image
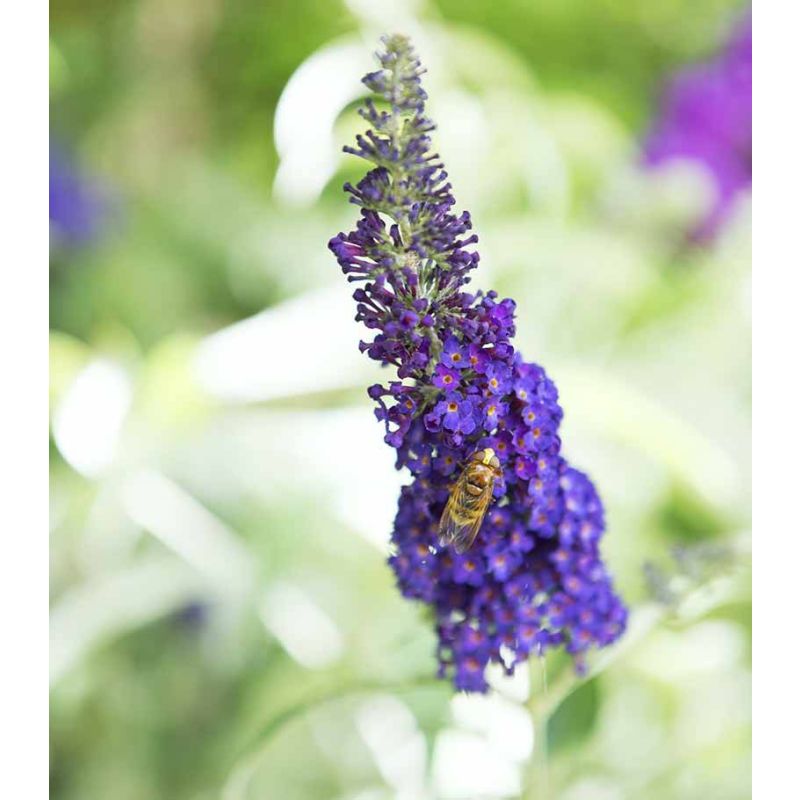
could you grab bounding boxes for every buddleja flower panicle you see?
[643,11,751,240]
[329,34,627,692]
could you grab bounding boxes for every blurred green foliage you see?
[50,1,750,798]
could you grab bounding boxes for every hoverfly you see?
[438,448,503,554]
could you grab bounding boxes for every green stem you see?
[525,656,552,800]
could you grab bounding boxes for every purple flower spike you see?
[329,35,627,692]
[643,11,752,241]
[50,144,108,246]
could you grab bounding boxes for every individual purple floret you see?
[643,11,751,241]
[329,35,626,692]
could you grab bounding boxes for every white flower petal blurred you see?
[52,358,132,478]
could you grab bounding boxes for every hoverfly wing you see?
[437,493,463,548]
[450,512,486,554]
[438,478,466,548]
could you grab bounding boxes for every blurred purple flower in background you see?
[330,36,626,692]
[50,144,107,246]
[643,11,752,241]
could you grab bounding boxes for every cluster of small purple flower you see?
[329,35,627,691]
[644,11,751,241]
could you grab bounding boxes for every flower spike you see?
[329,35,626,692]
